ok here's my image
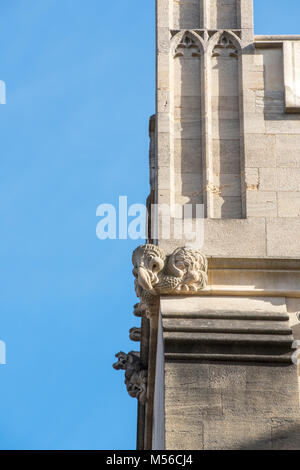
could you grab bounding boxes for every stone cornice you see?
[255,35,300,42]
[161,296,295,364]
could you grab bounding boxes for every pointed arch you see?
[207,30,242,57]
[171,30,204,208]
[171,30,205,58]
[208,30,243,219]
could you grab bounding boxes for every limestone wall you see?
[244,45,300,220]
[155,0,300,257]
[161,295,300,450]
[148,0,300,451]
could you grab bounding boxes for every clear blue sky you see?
[0,0,299,451]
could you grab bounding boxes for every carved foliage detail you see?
[212,35,238,58]
[174,34,201,58]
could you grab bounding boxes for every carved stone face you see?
[112,352,128,370]
[126,371,147,404]
[132,245,165,293]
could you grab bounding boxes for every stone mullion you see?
[156,0,175,214]
[201,0,210,30]
[201,47,214,218]
[238,51,247,218]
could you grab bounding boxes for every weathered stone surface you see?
[283,42,300,113]
[258,168,277,191]
[246,191,277,217]
[202,218,267,257]
[267,218,300,257]
[161,296,300,449]
[173,0,202,30]
[245,134,276,168]
[203,419,273,450]
[278,192,300,217]
[146,0,300,452]
[271,420,300,450]
[164,360,300,450]
[276,134,300,168]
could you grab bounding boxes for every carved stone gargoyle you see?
[132,244,208,318]
[129,327,141,342]
[113,351,147,404]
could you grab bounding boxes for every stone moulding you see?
[113,351,147,405]
[132,244,208,318]
[160,296,296,364]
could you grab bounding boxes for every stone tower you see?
[114,0,300,450]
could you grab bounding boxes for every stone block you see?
[245,168,259,190]
[173,0,201,30]
[246,364,299,392]
[244,134,276,168]
[258,168,277,191]
[267,218,300,257]
[276,134,300,168]
[211,96,239,114]
[203,419,272,450]
[157,132,171,167]
[266,118,300,135]
[174,172,203,197]
[208,364,246,390]
[277,168,300,191]
[244,114,266,134]
[157,0,171,28]
[212,195,242,219]
[244,70,264,90]
[209,0,238,29]
[165,362,210,389]
[174,139,202,173]
[213,140,240,174]
[158,167,172,191]
[222,388,299,419]
[261,48,284,92]
[256,91,285,114]
[203,218,266,257]
[166,387,223,419]
[212,119,240,140]
[213,173,241,197]
[278,192,300,218]
[247,191,277,217]
[271,420,300,450]
[165,430,203,451]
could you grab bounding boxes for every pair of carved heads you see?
[132,244,208,296]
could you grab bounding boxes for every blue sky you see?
[0,0,299,451]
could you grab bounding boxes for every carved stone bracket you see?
[113,351,147,404]
[129,327,141,342]
[132,245,208,318]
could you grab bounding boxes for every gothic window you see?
[210,33,242,218]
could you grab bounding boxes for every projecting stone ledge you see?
[161,296,295,363]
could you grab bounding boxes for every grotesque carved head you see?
[129,327,141,342]
[167,247,208,291]
[126,370,148,404]
[132,244,165,295]
[112,352,128,370]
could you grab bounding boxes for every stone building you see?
[114,0,300,450]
